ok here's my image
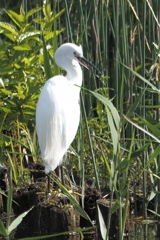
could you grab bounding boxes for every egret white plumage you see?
[36,43,100,173]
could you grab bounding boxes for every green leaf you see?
[45,9,65,29]
[147,209,160,218]
[146,145,160,167]
[0,67,14,75]
[106,106,119,154]
[110,200,120,214]
[3,32,17,42]
[0,22,19,37]
[18,31,41,43]
[130,142,151,159]
[20,5,25,16]
[123,115,160,143]
[0,219,8,237]
[26,7,42,19]
[43,3,51,20]
[8,206,34,234]
[13,44,32,51]
[97,205,107,240]
[0,88,12,95]
[116,158,130,171]
[7,168,13,228]
[121,63,160,93]
[44,29,65,42]
[33,16,46,26]
[138,116,160,137]
[90,91,120,129]
[53,176,92,222]
[121,87,146,128]
[17,227,94,240]
[7,10,25,27]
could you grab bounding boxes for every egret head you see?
[54,43,101,77]
[54,43,83,65]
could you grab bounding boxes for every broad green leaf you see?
[26,7,42,19]
[1,107,12,113]
[44,29,65,42]
[54,8,65,20]
[0,22,19,37]
[43,3,51,21]
[7,10,25,27]
[33,16,46,26]
[18,31,41,43]
[8,206,34,234]
[0,89,12,95]
[13,44,32,51]
[45,9,65,29]
[20,5,25,16]
[4,32,17,42]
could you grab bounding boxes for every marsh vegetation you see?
[0,0,160,239]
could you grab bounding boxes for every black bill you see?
[77,56,101,78]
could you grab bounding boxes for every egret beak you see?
[77,56,101,78]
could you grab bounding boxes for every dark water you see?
[128,221,160,240]
[1,221,160,240]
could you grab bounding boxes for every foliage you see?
[0,2,64,184]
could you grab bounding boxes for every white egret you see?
[36,43,100,174]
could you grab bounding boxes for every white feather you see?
[36,43,93,173]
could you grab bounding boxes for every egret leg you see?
[61,165,64,185]
[47,173,51,193]
[55,154,67,185]
[55,166,64,185]
[61,154,67,185]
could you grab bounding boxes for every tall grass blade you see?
[42,34,52,80]
[123,114,160,143]
[52,174,92,223]
[7,168,13,229]
[121,63,160,93]
[80,92,100,190]
[17,226,94,240]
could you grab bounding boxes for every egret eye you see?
[73,51,78,57]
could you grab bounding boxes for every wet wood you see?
[12,183,80,238]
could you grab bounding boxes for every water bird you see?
[36,43,101,174]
